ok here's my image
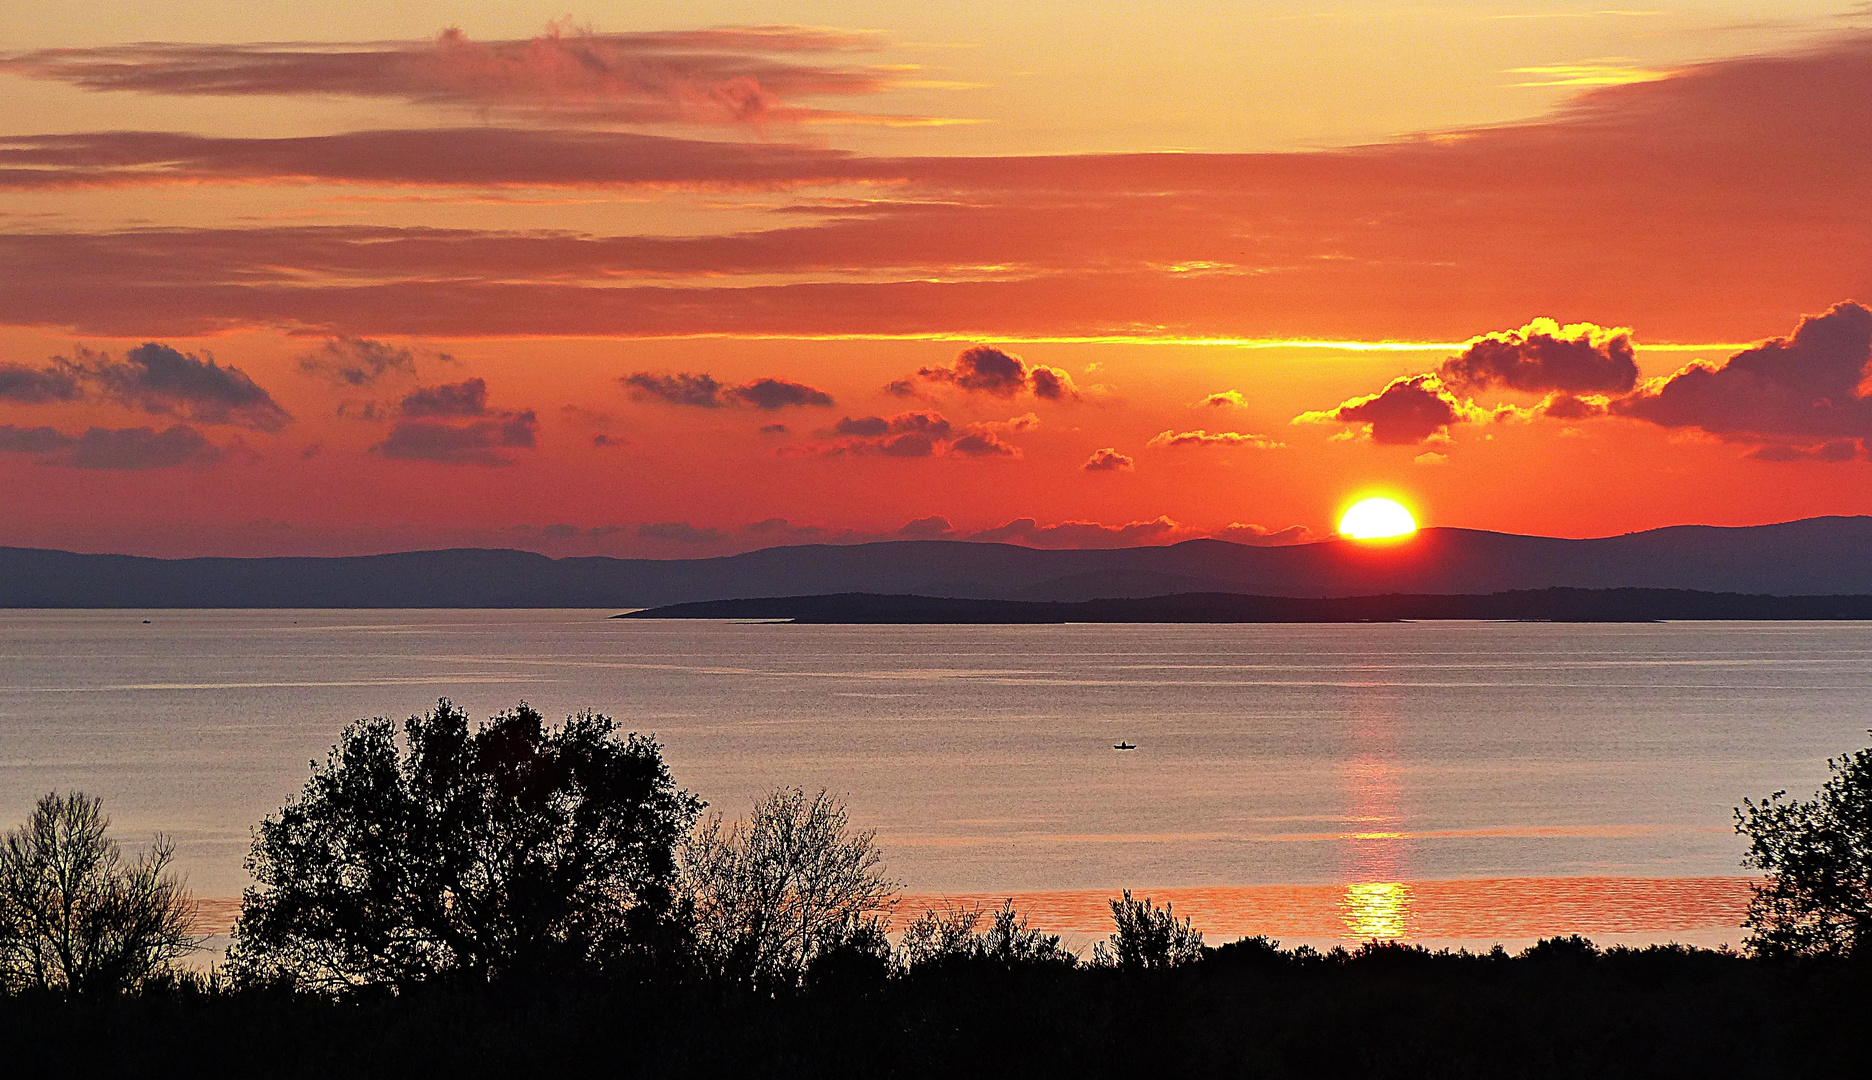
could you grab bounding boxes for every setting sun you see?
[1339,497,1418,540]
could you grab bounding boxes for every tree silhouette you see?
[1092,890,1204,970]
[229,700,700,991]
[681,787,896,987]
[0,792,199,994]
[1736,736,1872,957]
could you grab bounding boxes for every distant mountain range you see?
[4,515,1872,608]
[617,589,1872,623]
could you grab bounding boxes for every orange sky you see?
[3,4,1872,557]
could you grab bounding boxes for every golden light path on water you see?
[1340,881,1412,941]
[895,879,1753,948]
[1337,691,1413,938]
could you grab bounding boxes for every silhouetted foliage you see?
[1736,735,1872,957]
[1092,889,1204,970]
[899,899,1076,970]
[1520,934,1601,964]
[0,792,199,994]
[1206,933,1287,973]
[681,787,896,987]
[229,700,700,991]
[10,934,1872,1079]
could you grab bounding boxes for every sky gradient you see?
[4,2,1872,557]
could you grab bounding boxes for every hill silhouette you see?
[5,516,1872,607]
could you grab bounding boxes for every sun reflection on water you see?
[1340,880,1414,940]
[1339,692,1414,940]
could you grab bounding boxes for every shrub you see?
[1092,890,1204,971]
[0,791,199,994]
[899,899,1076,970]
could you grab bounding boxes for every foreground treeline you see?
[5,700,1872,1077]
[3,937,1872,1077]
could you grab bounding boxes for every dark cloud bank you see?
[1303,303,1872,459]
[624,371,834,410]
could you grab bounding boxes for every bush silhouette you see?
[0,792,199,994]
[1736,735,1872,957]
[1092,890,1204,970]
[681,787,896,988]
[899,899,1076,970]
[229,700,700,991]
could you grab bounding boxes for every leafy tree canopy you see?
[230,700,700,991]
[1737,736,1872,957]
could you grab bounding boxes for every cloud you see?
[1082,447,1135,472]
[1027,366,1077,401]
[896,515,956,539]
[0,425,71,453]
[970,516,1187,548]
[1615,301,1872,440]
[0,25,937,128]
[804,411,1026,459]
[624,372,724,407]
[0,359,84,403]
[1747,440,1863,462]
[1414,451,1450,466]
[10,40,1872,345]
[1286,301,1872,459]
[400,377,489,417]
[1437,318,1638,394]
[915,346,1079,400]
[371,411,537,465]
[947,429,1019,457]
[0,128,865,195]
[85,343,291,431]
[1146,429,1284,450]
[813,411,949,457]
[0,423,221,469]
[637,521,725,544]
[705,514,1315,551]
[743,518,834,543]
[297,337,418,387]
[1539,392,1610,420]
[623,371,834,409]
[1213,523,1315,546]
[0,343,287,429]
[1295,374,1473,445]
[730,377,836,409]
[1195,391,1245,408]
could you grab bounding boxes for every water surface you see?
[4,611,1867,946]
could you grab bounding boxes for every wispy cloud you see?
[0,24,962,128]
[1507,62,1672,87]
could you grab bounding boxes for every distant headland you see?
[614,588,1872,624]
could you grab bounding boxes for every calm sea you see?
[4,610,1869,948]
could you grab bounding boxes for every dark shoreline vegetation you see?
[616,588,1872,623]
[6,701,1872,1078]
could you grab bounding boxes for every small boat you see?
[1112,741,1136,751]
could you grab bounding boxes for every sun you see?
[1339,497,1418,540]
